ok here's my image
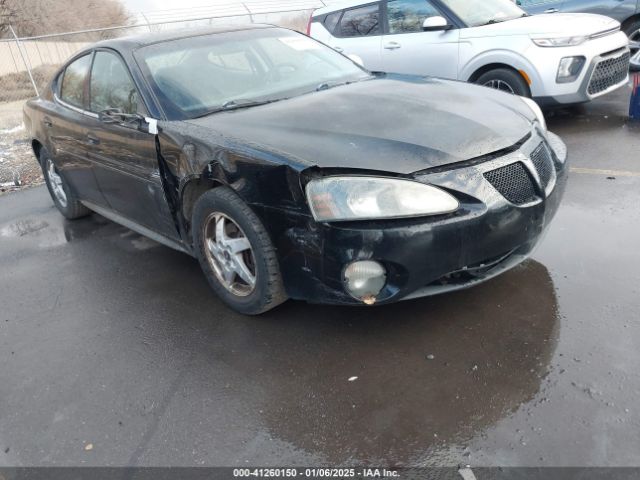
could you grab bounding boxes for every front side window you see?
[339,4,380,37]
[136,29,371,120]
[60,54,92,107]
[89,51,140,114]
[387,0,441,34]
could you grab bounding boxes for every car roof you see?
[313,0,373,16]
[92,24,276,53]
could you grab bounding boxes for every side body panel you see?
[380,30,461,78]
[84,118,180,240]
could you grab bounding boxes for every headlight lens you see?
[305,177,459,222]
[557,56,586,83]
[520,96,547,132]
[532,36,587,47]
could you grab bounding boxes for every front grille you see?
[484,162,537,205]
[588,51,630,95]
[530,143,553,191]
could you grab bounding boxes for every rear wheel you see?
[40,148,90,220]
[623,20,640,71]
[192,187,287,315]
[475,68,531,97]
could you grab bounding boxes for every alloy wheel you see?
[483,79,516,94]
[203,212,257,297]
[629,29,640,70]
[47,159,68,208]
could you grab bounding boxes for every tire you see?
[40,148,90,220]
[475,68,531,97]
[623,20,640,71]
[192,187,287,315]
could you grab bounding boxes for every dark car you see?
[23,25,568,315]
[518,0,640,68]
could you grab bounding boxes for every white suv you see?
[308,0,630,105]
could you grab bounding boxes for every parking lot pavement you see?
[1,85,639,468]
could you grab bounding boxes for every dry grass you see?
[275,11,313,32]
[0,65,58,103]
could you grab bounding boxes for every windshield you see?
[135,28,370,119]
[440,0,526,27]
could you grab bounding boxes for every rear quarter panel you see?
[23,97,53,163]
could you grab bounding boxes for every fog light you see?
[343,260,386,304]
[557,56,585,83]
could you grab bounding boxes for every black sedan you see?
[23,25,568,315]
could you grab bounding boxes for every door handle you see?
[384,41,402,50]
[544,8,559,13]
[333,46,344,52]
[43,117,53,128]
[87,134,100,145]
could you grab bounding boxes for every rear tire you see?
[192,187,287,315]
[623,20,640,71]
[40,148,90,220]
[475,68,531,97]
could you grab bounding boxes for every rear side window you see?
[60,54,92,107]
[387,0,441,34]
[338,4,380,37]
[89,51,140,114]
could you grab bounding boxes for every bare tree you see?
[1,0,133,38]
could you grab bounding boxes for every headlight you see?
[532,36,587,47]
[305,177,459,222]
[519,96,547,132]
[557,56,586,83]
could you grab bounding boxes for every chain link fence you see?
[0,0,325,192]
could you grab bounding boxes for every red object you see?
[306,13,313,35]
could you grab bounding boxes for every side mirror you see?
[99,108,158,134]
[423,16,452,32]
[98,108,121,124]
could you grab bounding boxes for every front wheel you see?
[624,20,640,71]
[192,187,287,315]
[475,68,531,97]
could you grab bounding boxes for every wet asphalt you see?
[1,84,640,468]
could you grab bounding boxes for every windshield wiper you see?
[481,12,528,26]
[481,18,506,26]
[316,76,374,92]
[316,81,348,91]
[220,98,274,110]
[193,98,280,118]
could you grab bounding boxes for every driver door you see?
[84,49,179,241]
[380,0,460,79]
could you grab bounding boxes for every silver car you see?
[518,0,640,68]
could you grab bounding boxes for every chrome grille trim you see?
[587,49,630,96]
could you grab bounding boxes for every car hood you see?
[462,13,620,38]
[185,75,535,175]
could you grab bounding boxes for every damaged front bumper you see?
[261,131,568,306]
